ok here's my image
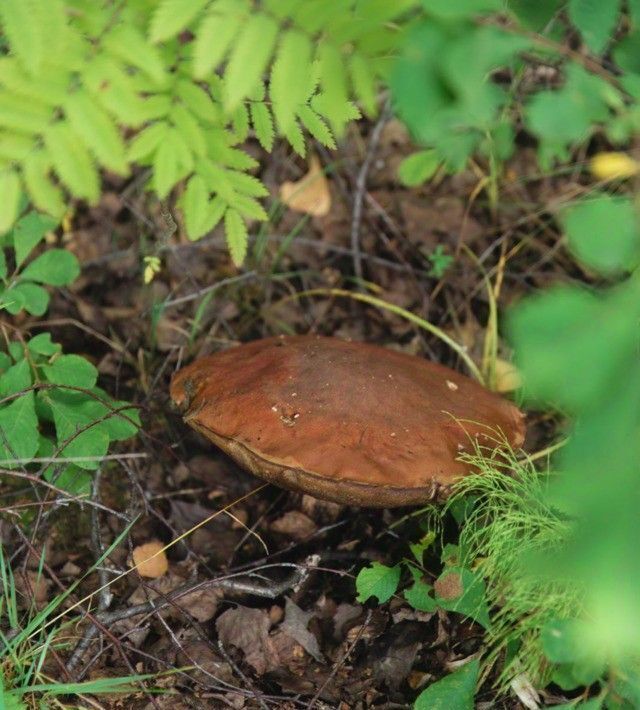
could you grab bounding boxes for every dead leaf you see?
[281,598,323,662]
[280,155,331,217]
[270,511,317,541]
[176,586,224,622]
[131,541,169,578]
[216,607,279,675]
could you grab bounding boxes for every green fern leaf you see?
[22,151,66,218]
[196,159,238,203]
[65,93,129,175]
[176,80,222,124]
[153,129,191,199]
[170,104,207,157]
[283,120,306,157]
[104,24,167,86]
[127,122,169,163]
[317,42,351,135]
[207,195,227,232]
[297,105,336,149]
[232,194,268,221]
[150,0,209,43]
[225,171,269,198]
[231,104,250,142]
[0,58,69,107]
[0,133,34,162]
[271,30,313,133]
[311,93,361,135]
[0,0,44,75]
[181,173,210,240]
[349,53,377,117]
[224,14,279,111]
[0,169,20,235]
[250,102,274,151]
[224,208,248,266]
[0,91,52,134]
[83,57,149,128]
[193,9,243,79]
[44,123,100,203]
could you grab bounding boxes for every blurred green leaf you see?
[414,658,479,709]
[21,249,80,286]
[355,562,400,604]
[398,150,440,186]
[561,194,640,274]
[12,211,57,267]
[568,0,621,55]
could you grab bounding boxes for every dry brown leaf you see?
[280,155,331,216]
[131,541,169,578]
[493,358,523,393]
[270,510,317,541]
[216,606,279,675]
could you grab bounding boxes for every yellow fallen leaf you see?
[280,155,331,217]
[590,152,640,181]
[494,358,523,393]
[131,541,168,578]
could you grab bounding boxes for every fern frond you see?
[297,105,336,149]
[193,8,244,79]
[127,122,169,163]
[44,122,100,203]
[181,174,210,240]
[283,120,307,157]
[0,169,21,235]
[149,0,209,44]
[223,14,279,111]
[22,150,66,218]
[176,80,222,124]
[224,208,248,266]
[349,53,378,117]
[65,93,129,175]
[271,30,313,133]
[250,102,275,151]
[170,104,207,157]
[104,24,167,86]
[0,0,45,75]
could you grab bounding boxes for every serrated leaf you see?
[149,0,209,43]
[224,14,279,111]
[561,194,640,274]
[224,208,248,266]
[22,151,66,219]
[271,30,313,133]
[0,358,32,397]
[176,80,221,124]
[283,119,306,157]
[250,102,274,151]
[9,282,49,316]
[21,249,80,286]
[317,42,350,135]
[414,659,479,710]
[43,355,98,389]
[355,562,400,604]
[12,211,58,267]
[224,170,268,198]
[568,0,621,55]
[28,333,61,356]
[65,92,129,175]
[0,169,21,235]
[297,105,336,149]
[170,104,206,157]
[0,392,39,465]
[104,24,166,85]
[153,130,184,199]
[0,0,44,75]
[44,122,100,202]
[193,10,243,78]
[398,150,441,186]
[349,53,377,117]
[127,122,169,163]
[181,174,210,240]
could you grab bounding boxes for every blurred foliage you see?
[0,0,423,263]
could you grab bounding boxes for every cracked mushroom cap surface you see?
[170,336,525,507]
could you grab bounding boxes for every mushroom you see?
[170,336,525,507]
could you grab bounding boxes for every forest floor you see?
[1,114,584,708]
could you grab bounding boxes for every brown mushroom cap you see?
[170,336,525,507]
